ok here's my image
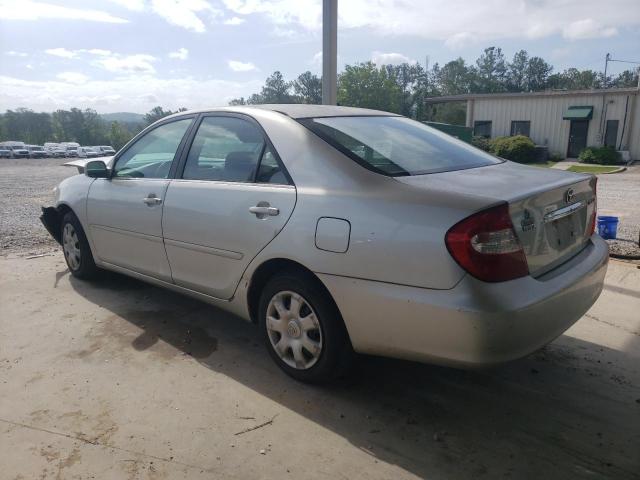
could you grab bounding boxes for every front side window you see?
[182,116,266,183]
[510,120,531,137]
[301,116,501,177]
[114,118,192,179]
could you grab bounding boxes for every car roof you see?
[167,104,400,121]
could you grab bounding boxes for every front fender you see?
[40,207,62,244]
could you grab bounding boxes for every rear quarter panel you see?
[245,110,493,290]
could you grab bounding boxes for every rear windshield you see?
[299,116,501,176]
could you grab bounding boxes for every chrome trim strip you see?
[543,201,584,224]
[91,224,164,243]
[164,238,244,260]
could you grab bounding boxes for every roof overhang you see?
[563,106,593,120]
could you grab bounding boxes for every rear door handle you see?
[249,205,279,218]
[143,195,162,206]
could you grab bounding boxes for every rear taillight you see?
[445,203,529,283]
[587,176,597,237]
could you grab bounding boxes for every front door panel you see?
[162,181,296,298]
[87,178,173,281]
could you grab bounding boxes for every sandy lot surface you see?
[1,254,639,480]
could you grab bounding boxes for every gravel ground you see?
[597,164,640,257]
[0,157,74,254]
[1,158,638,256]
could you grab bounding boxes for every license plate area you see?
[544,202,585,252]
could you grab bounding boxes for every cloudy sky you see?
[1,0,639,113]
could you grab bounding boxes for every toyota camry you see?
[41,105,608,382]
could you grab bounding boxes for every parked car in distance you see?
[0,146,12,158]
[92,145,116,156]
[40,105,608,383]
[60,142,80,158]
[27,145,47,158]
[9,145,30,158]
[77,147,99,158]
[64,146,79,157]
[49,147,67,158]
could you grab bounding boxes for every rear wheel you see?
[61,212,99,279]
[259,271,353,383]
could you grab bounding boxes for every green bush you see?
[490,135,537,163]
[471,135,492,152]
[578,146,621,165]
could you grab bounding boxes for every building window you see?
[510,121,531,137]
[604,120,619,148]
[474,121,492,138]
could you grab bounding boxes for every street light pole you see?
[322,0,337,105]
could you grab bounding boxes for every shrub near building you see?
[578,146,621,165]
[471,135,537,163]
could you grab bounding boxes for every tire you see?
[61,211,99,280]
[259,271,353,383]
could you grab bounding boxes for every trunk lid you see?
[395,161,597,277]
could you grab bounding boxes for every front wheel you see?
[259,272,353,383]
[61,212,99,279]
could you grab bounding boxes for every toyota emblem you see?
[565,188,575,203]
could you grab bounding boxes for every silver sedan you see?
[41,105,608,382]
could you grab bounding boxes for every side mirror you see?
[85,160,109,178]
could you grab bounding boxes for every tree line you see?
[1,46,638,145]
[230,47,639,124]
[0,106,187,149]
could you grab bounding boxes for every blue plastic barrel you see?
[597,216,619,239]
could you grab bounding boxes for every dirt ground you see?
[1,253,639,480]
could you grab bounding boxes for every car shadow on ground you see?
[68,270,640,480]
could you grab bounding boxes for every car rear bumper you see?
[318,235,609,367]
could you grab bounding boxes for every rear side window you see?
[183,116,289,184]
[114,118,192,179]
[300,116,501,176]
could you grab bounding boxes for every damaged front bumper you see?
[40,207,62,244]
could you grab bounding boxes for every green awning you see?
[563,106,593,120]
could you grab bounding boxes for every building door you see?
[567,120,589,158]
[604,120,619,148]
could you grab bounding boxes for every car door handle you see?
[249,205,279,217]
[143,195,162,206]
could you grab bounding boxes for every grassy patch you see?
[531,161,557,168]
[567,165,620,174]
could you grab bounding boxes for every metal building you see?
[426,87,639,160]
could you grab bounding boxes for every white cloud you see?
[150,0,222,32]
[45,48,77,59]
[0,74,262,113]
[228,60,258,72]
[371,51,416,66]
[96,54,158,74]
[310,51,322,68]
[84,49,112,56]
[169,48,189,60]
[224,16,245,25]
[107,0,145,11]
[444,32,477,50]
[0,0,128,23]
[56,72,89,84]
[563,19,618,40]
[5,51,28,57]
[222,0,639,44]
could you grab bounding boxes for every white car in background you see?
[92,145,116,156]
[78,147,99,158]
[40,105,608,383]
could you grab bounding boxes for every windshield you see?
[299,116,502,176]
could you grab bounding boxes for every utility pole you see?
[322,0,337,105]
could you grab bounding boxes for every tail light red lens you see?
[445,203,529,283]
[587,176,597,237]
